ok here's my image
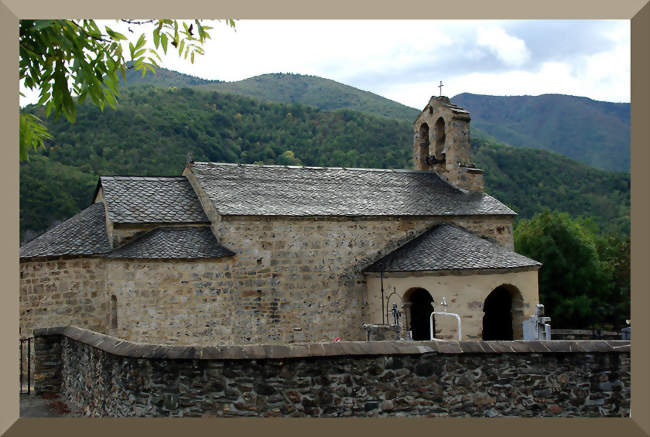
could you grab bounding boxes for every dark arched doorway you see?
[405,288,434,340]
[482,286,513,340]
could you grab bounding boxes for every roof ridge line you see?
[190,161,435,174]
[100,175,187,180]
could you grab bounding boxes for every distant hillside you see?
[122,68,420,122]
[123,67,630,172]
[120,66,219,88]
[472,138,630,235]
[20,85,629,241]
[452,93,630,172]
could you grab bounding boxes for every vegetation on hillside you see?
[453,93,630,172]
[515,210,630,330]
[472,136,630,235]
[122,69,421,122]
[19,19,226,161]
[121,67,631,173]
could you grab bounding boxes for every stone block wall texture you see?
[34,328,630,418]
[105,258,236,344]
[33,335,63,395]
[20,215,514,346]
[19,258,107,338]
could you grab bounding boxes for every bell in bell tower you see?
[412,88,484,193]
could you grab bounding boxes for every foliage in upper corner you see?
[19,18,233,161]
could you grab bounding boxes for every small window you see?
[110,295,118,329]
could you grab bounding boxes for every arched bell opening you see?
[418,123,430,166]
[434,117,446,161]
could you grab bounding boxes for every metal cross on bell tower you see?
[438,80,444,97]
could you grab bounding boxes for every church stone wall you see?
[19,215,514,346]
[19,258,108,338]
[205,215,515,345]
[105,258,236,345]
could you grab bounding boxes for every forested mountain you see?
[121,69,420,122]
[452,93,630,172]
[20,85,629,242]
[121,68,630,172]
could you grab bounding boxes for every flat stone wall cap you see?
[36,327,631,359]
[266,345,292,359]
[477,341,496,353]
[485,341,516,353]
[521,341,551,353]
[308,343,325,356]
[325,342,346,357]
[437,341,462,354]
[165,345,196,360]
[340,342,365,356]
[573,340,612,353]
[33,327,67,337]
[509,341,533,353]
[459,341,484,353]
[286,344,310,358]
[611,343,630,352]
[544,341,574,353]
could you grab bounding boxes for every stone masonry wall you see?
[20,258,107,338]
[208,215,514,344]
[105,258,236,345]
[20,215,514,347]
[33,327,631,418]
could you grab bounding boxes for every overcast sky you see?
[20,20,630,109]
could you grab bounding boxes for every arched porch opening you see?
[403,287,434,340]
[482,284,525,340]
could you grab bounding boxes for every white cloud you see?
[476,25,531,67]
[19,20,629,108]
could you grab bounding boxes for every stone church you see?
[19,96,541,345]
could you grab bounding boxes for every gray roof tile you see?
[99,176,209,224]
[107,226,235,259]
[364,224,541,272]
[188,162,515,217]
[20,202,112,259]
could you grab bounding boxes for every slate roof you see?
[20,202,112,259]
[107,226,235,260]
[98,176,209,224]
[364,224,541,273]
[188,162,515,217]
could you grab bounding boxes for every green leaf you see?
[105,26,127,41]
[153,28,160,49]
[135,33,146,50]
[161,33,168,54]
